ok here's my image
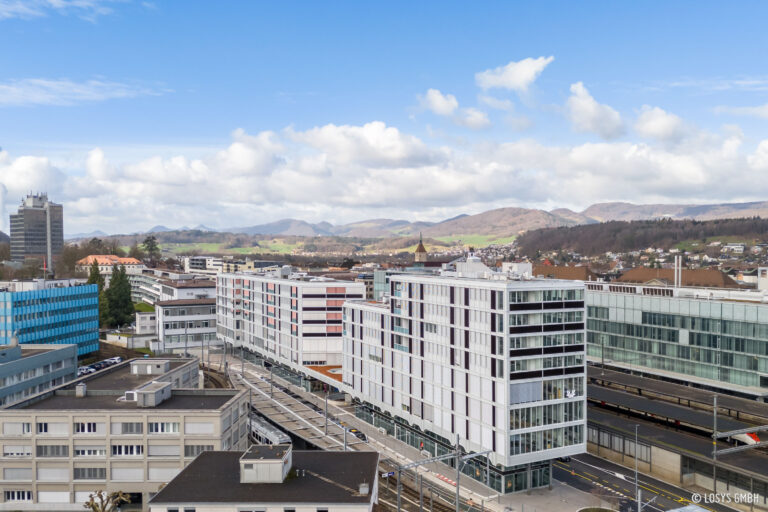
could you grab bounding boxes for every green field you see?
[674,236,748,252]
[434,234,517,246]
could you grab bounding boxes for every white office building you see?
[342,257,587,493]
[217,268,365,384]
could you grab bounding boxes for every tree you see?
[142,235,161,264]
[128,242,145,260]
[105,265,134,327]
[87,260,105,292]
[83,490,130,512]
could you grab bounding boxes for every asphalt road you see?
[555,453,738,512]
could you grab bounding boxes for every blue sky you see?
[2,1,768,233]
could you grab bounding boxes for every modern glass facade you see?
[0,284,99,355]
[586,283,768,394]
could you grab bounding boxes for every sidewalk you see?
[201,349,609,512]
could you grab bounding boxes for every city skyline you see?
[2,2,768,233]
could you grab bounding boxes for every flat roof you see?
[305,365,343,383]
[588,385,748,431]
[589,407,768,477]
[74,360,189,391]
[588,366,768,419]
[241,444,290,460]
[160,279,215,288]
[19,390,237,410]
[150,450,379,505]
[156,298,216,307]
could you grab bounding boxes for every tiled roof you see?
[532,264,597,281]
[76,254,143,266]
[616,267,741,288]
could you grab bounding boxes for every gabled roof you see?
[616,267,741,288]
[76,254,143,266]
[532,264,597,281]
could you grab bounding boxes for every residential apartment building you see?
[154,299,217,354]
[0,358,248,511]
[130,270,212,306]
[586,282,768,398]
[75,255,146,287]
[342,257,587,493]
[217,268,365,381]
[148,445,379,512]
[0,342,77,407]
[10,194,63,267]
[0,280,99,355]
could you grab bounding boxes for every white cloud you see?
[420,89,458,116]
[715,103,768,119]
[634,105,686,142]
[455,108,490,129]
[0,0,117,21]
[566,82,625,140]
[3,120,764,234]
[478,95,514,111]
[475,56,554,92]
[0,78,165,106]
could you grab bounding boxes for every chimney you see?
[75,382,87,398]
[358,482,370,495]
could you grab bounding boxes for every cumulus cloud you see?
[566,82,625,140]
[715,103,768,119]
[2,119,764,234]
[0,78,165,107]
[634,105,686,142]
[475,56,554,92]
[0,0,117,21]
[455,108,490,129]
[420,89,459,116]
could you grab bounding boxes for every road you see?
[556,453,739,512]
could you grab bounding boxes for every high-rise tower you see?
[10,193,64,271]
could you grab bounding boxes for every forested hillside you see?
[516,218,768,256]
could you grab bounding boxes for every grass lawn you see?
[134,302,155,313]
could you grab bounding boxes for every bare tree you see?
[83,490,131,512]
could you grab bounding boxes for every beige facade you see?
[0,359,248,511]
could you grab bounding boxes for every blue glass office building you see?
[0,283,99,356]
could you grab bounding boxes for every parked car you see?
[347,428,368,442]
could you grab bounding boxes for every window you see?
[2,445,31,457]
[121,422,143,434]
[36,445,69,457]
[184,445,214,458]
[36,422,48,434]
[149,422,179,434]
[111,444,143,456]
[73,467,106,480]
[75,422,98,433]
[75,446,106,457]
[4,490,32,501]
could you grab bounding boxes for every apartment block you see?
[154,299,217,353]
[0,358,248,511]
[217,269,365,381]
[0,280,99,355]
[585,282,768,398]
[0,343,77,407]
[342,257,587,493]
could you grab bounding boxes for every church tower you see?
[414,232,427,264]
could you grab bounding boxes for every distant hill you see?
[65,230,109,240]
[423,207,580,238]
[0,231,9,244]
[516,217,768,256]
[581,201,768,222]
[92,199,768,247]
